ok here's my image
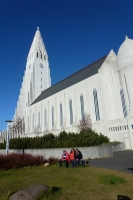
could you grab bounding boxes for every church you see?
[13,28,133,150]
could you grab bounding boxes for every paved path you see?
[89,150,133,174]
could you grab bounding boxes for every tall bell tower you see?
[13,28,51,121]
[26,27,51,106]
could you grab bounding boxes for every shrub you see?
[0,130,110,149]
[47,157,59,165]
[0,153,45,170]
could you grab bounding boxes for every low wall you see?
[111,142,126,152]
[0,144,113,159]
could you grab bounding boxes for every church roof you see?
[30,55,107,106]
[28,27,47,59]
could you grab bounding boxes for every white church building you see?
[12,28,133,150]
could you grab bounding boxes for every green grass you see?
[0,165,133,200]
[99,174,126,185]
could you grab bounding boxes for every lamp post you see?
[5,120,13,155]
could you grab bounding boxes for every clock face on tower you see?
[39,63,43,68]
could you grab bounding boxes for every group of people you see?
[59,148,85,168]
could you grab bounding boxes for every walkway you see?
[89,150,133,174]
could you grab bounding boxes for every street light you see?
[5,120,13,155]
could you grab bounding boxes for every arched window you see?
[93,89,100,121]
[37,52,38,57]
[52,106,54,127]
[69,99,73,125]
[38,112,40,127]
[44,109,47,129]
[80,94,85,120]
[60,103,63,126]
[120,89,127,117]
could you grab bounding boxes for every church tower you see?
[14,28,51,121]
[26,27,51,105]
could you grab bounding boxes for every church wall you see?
[99,65,112,120]
[112,69,124,119]
[120,65,133,117]
[26,71,103,136]
[108,118,132,149]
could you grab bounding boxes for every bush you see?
[0,153,45,170]
[0,130,110,149]
[47,157,59,165]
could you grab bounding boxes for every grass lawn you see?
[0,164,133,200]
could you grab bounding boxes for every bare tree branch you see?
[77,113,92,132]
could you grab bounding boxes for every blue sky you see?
[0,0,133,130]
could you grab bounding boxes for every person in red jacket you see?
[59,150,70,168]
[69,148,76,168]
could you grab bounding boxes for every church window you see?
[52,106,54,127]
[60,103,63,126]
[37,52,38,57]
[38,112,40,127]
[44,55,46,60]
[120,89,127,117]
[80,94,85,120]
[69,99,73,125]
[44,109,47,129]
[41,53,42,59]
[93,89,100,121]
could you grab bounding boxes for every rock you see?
[9,184,49,200]
[44,163,49,166]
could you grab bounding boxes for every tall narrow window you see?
[120,89,127,117]
[80,94,85,120]
[93,89,100,121]
[69,99,73,125]
[124,73,130,104]
[32,114,34,129]
[37,52,38,57]
[52,106,54,127]
[44,109,47,129]
[60,103,63,126]
[38,112,40,127]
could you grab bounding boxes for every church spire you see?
[27,27,47,61]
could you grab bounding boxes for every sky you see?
[0,0,133,130]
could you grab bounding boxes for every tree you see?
[33,126,41,136]
[10,117,25,138]
[77,113,92,132]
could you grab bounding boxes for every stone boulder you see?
[9,184,49,200]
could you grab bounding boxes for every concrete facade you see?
[3,29,133,150]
